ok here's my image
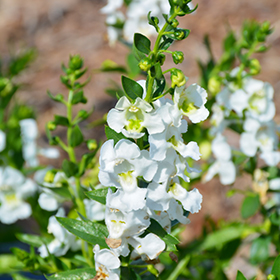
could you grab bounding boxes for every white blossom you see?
[0,166,36,224]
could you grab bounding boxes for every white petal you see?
[107,109,127,133]
[219,160,236,185]
[240,132,258,157]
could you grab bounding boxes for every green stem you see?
[167,255,190,280]
[145,8,179,103]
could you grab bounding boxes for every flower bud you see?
[208,77,221,95]
[200,141,212,161]
[267,274,276,280]
[47,121,57,131]
[172,51,184,64]
[171,69,186,88]
[170,19,179,28]
[44,170,56,183]
[78,109,89,120]
[139,58,152,72]
[147,265,159,277]
[87,139,98,150]
[249,58,261,75]
[69,55,83,70]
[174,30,186,40]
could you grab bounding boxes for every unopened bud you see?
[47,121,57,131]
[139,58,152,72]
[267,274,276,280]
[172,51,184,64]
[249,58,261,75]
[208,77,221,95]
[147,265,159,277]
[87,139,97,150]
[44,170,56,183]
[171,69,186,88]
[78,109,89,119]
[0,78,13,97]
[171,19,179,28]
[69,55,83,70]
[174,30,186,40]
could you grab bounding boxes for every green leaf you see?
[100,59,127,73]
[45,268,96,280]
[79,152,98,176]
[71,90,87,104]
[0,255,24,274]
[200,225,249,250]
[150,62,163,79]
[56,217,108,248]
[223,31,236,52]
[121,267,141,280]
[121,75,143,101]
[127,53,141,78]
[147,11,159,31]
[271,254,280,279]
[62,159,78,178]
[250,236,270,264]
[47,91,64,103]
[236,271,247,280]
[54,115,69,127]
[159,36,174,50]
[270,212,280,226]
[241,194,260,219]
[8,49,36,77]
[85,188,111,205]
[145,219,179,251]
[16,234,44,248]
[133,33,151,55]
[105,126,128,145]
[69,125,84,147]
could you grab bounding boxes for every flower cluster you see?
[101,0,193,45]
[205,70,280,185]
[94,79,208,277]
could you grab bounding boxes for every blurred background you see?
[0,0,280,278]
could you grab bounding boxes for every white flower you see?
[174,83,209,123]
[146,177,202,217]
[0,130,6,152]
[38,208,80,258]
[84,199,106,221]
[204,134,236,185]
[101,0,123,14]
[0,166,36,224]
[240,117,280,166]
[230,78,275,122]
[107,95,165,139]
[93,244,120,280]
[130,233,165,261]
[20,118,39,167]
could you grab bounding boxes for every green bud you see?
[172,51,184,64]
[87,139,97,150]
[171,69,186,88]
[249,58,261,75]
[69,55,83,70]
[267,274,276,280]
[171,19,179,28]
[153,17,159,25]
[147,265,159,277]
[157,53,166,65]
[174,30,186,40]
[0,78,13,96]
[44,170,56,183]
[261,21,271,34]
[47,121,57,131]
[78,109,89,120]
[138,58,152,72]
[208,76,221,95]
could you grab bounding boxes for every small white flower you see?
[93,244,120,280]
[174,83,209,123]
[38,208,80,258]
[0,166,36,224]
[204,134,236,185]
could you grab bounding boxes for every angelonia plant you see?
[0,49,60,226]
[2,1,280,280]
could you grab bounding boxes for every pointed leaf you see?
[85,188,114,205]
[105,126,130,145]
[133,33,151,55]
[236,271,247,280]
[45,268,96,280]
[121,75,143,101]
[241,194,260,219]
[271,254,280,279]
[69,125,84,147]
[56,217,108,248]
